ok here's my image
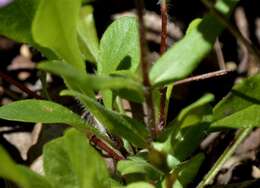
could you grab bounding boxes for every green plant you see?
[0,0,259,188]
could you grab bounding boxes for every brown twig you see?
[0,70,42,99]
[174,69,233,86]
[135,0,156,138]
[234,7,250,74]
[159,0,168,131]
[214,38,226,70]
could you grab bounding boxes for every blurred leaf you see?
[157,94,214,161]
[149,0,240,86]
[44,128,110,188]
[125,182,154,188]
[0,145,52,188]
[32,0,84,70]
[211,74,260,128]
[61,90,149,147]
[117,156,164,180]
[0,0,55,58]
[78,5,99,63]
[0,100,87,131]
[0,0,40,43]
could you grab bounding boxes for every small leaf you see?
[78,5,99,63]
[117,156,164,180]
[0,100,87,130]
[0,145,52,188]
[44,129,110,188]
[211,74,260,129]
[32,0,84,70]
[61,90,149,147]
[149,0,240,86]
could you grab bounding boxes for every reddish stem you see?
[159,0,168,130]
[135,0,156,138]
[0,70,43,99]
[90,135,124,161]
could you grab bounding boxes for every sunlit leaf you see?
[32,0,84,70]
[149,0,240,86]
[211,74,260,129]
[78,5,99,63]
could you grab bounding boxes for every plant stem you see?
[197,128,252,188]
[174,69,233,86]
[202,0,260,64]
[135,0,156,138]
[90,135,125,161]
[159,0,168,130]
[0,70,43,99]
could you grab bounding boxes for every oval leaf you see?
[0,100,86,130]
[149,0,240,86]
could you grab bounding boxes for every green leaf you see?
[61,90,149,147]
[117,156,164,180]
[98,16,140,109]
[38,61,144,101]
[0,0,40,44]
[32,0,84,70]
[149,0,240,86]
[78,5,99,63]
[98,16,140,74]
[156,94,214,161]
[0,99,87,130]
[126,182,154,188]
[0,145,52,188]
[173,153,205,187]
[44,128,110,188]
[211,74,260,129]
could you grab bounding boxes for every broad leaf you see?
[211,74,260,128]
[78,5,99,63]
[44,129,110,188]
[98,16,140,108]
[98,16,140,74]
[156,94,214,161]
[149,0,240,86]
[0,145,52,188]
[117,156,164,180]
[61,90,149,147]
[0,100,87,131]
[32,0,84,70]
